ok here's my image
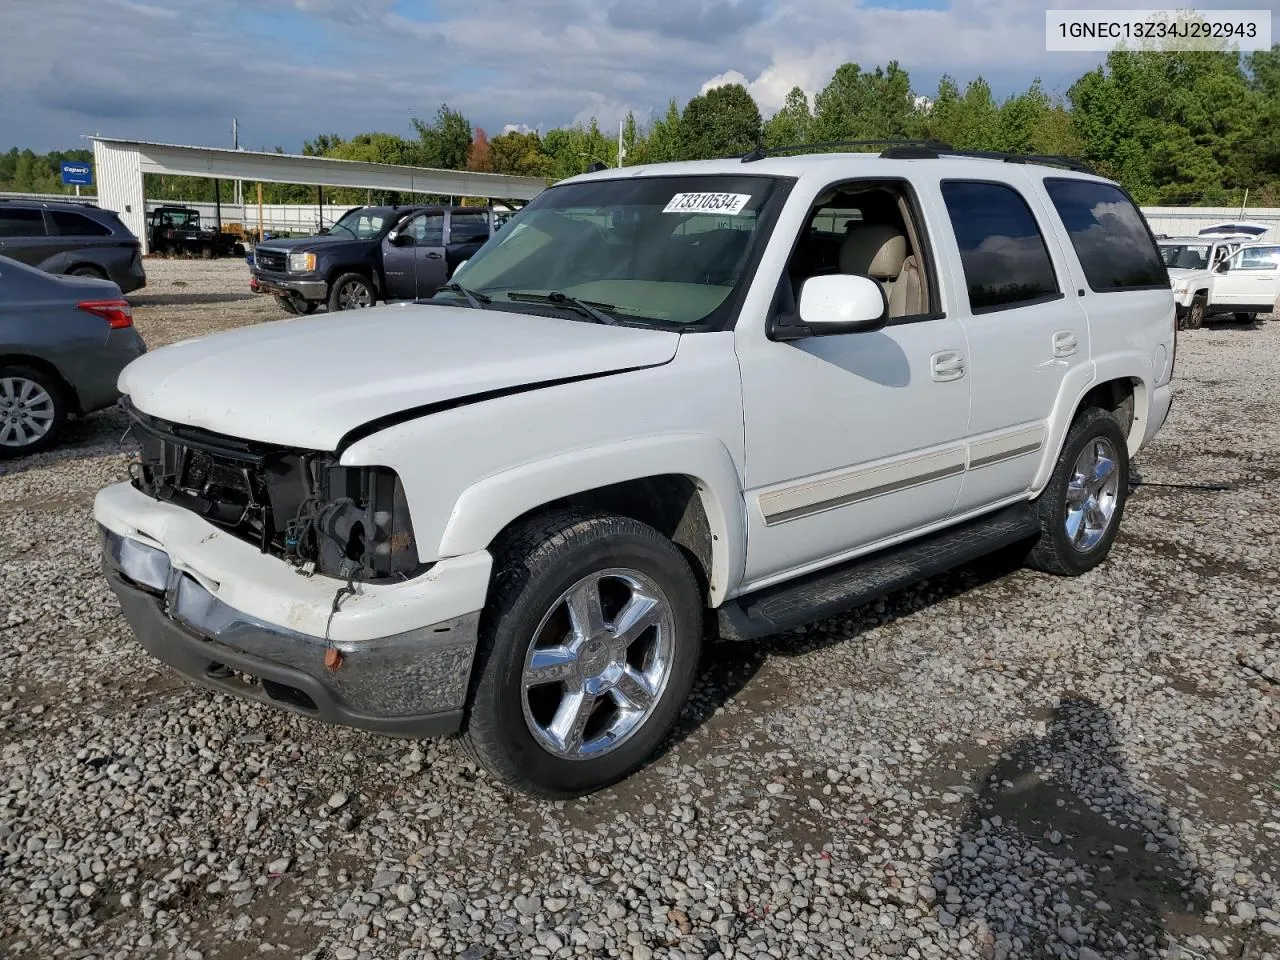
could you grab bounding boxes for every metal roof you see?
[87,136,547,200]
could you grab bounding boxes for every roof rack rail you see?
[878,143,1098,175]
[740,138,953,162]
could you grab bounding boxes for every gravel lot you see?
[2,259,1278,960]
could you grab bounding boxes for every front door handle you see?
[931,350,966,382]
[1052,330,1079,358]
[425,251,443,260]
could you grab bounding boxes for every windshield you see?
[325,209,389,240]
[1159,243,1210,270]
[439,175,789,327]
[159,210,198,227]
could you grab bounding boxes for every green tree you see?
[680,83,762,160]
[631,100,683,164]
[923,76,999,149]
[812,61,919,143]
[489,131,555,178]
[411,103,473,170]
[763,86,814,147]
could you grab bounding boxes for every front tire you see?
[328,273,375,312]
[1027,407,1130,576]
[1182,295,1205,330]
[461,509,703,798]
[0,365,66,458]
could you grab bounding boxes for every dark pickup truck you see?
[249,204,495,314]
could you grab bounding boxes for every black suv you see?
[249,204,493,314]
[0,199,146,294]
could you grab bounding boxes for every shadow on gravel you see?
[662,545,1033,753]
[0,411,133,479]
[933,697,1211,960]
[131,292,255,306]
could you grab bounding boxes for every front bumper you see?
[96,482,492,737]
[250,271,328,301]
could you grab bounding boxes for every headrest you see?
[839,223,908,279]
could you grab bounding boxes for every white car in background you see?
[1159,235,1249,328]
[1210,241,1280,323]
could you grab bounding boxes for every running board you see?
[718,503,1039,641]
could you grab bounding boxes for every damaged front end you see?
[123,398,424,582]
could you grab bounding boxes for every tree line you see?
[5,44,1279,208]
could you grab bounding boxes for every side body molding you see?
[437,433,747,606]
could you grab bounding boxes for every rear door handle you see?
[1052,330,1079,357]
[425,251,443,259]
[931,350,966,382]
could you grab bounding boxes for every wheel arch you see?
[436,435,746,607]
[1031,370,1145,495]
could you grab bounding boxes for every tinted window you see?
[406,213,444,245]
[1235,245,1280,269]
[1043,179,1166,291]
[0,209,46,238]
[50,210,112,236]
[941,181,1059,311]
[449,211,490,242]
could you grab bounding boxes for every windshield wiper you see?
[505,290,619,325]
[438,281,491,309]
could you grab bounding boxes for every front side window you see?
[440,175,790,327]
[1043,178,1167,291]
[0,209,47,238]
[941,181,1060,312]
[1233,245,1280,270]
[50,210,112,236]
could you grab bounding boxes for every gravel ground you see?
[1,260,1278,960]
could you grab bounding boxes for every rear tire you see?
[68,265,107,280]
[1234,312,1256,323]
[461,509,703,798]
[328,273,375,312]
[1027,407,1130,577]
[1182,295,1205,330]
[0,365,66,458]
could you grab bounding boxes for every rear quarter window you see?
[1043,178,1167,292]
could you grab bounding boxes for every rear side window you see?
[940,181,1060,312]
[50,210,112,236]
[1043,178,1167,291]
[449,211,490,243]
[0,208,46,238]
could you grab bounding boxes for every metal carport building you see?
[90,137,548,254]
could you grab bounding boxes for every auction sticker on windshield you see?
[663,192,752,215]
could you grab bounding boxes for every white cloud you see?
[502,123,535,135]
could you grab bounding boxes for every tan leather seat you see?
[838,224,923,317]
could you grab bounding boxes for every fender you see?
[1030,355,1153,495]
[437,433,747,606]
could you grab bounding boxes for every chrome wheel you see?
[522,568,675,760]
[0,377,56,449]
[337,280,372,309]
[1065,437,1120,552]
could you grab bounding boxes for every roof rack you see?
[879,143,1098,174]
[0,197,101,208]
[739,138,1098,175]
[740,139,952,162]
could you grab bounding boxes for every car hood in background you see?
[118,303,680,450]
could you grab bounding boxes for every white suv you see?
[1158,234,1247,328]
[1209,240,1280,323]
[95,145,1177,797]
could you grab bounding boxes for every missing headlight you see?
[281,458,421,581]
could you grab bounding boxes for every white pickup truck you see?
[1160,234,1280,327]
[95,144,1176,797]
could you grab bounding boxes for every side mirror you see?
[388,231,413,247]
[794,274,888,336]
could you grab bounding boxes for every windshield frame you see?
[325,207,401,240]
[440,173,797,332]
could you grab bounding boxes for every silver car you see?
[0,254,147,456]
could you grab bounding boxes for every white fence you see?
[4,191,1279,243]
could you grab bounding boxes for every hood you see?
[1165,266,1207,279]
[259,234,376,252]
[119,303,680,450]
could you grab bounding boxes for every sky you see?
[2,0,1277,153]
